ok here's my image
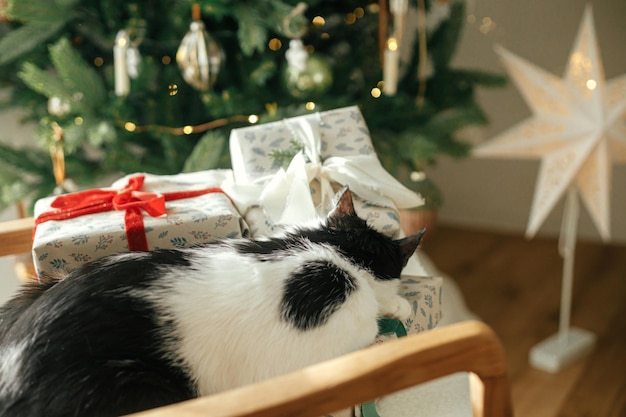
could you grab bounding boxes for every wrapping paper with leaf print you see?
[32,170,248,277]
[229,105,423,238]
[374,275,443,344]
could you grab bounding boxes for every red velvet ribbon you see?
[35,175,227,252]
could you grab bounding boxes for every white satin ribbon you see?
[255,114,424,225]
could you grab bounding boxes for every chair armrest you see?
[128,320,512,417]
[0,217,34,257]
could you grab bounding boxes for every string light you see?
[586,79,597,90]
[268,38,282,50]
[74,117,83,125]
[371,87,382,98]
[93,57,104,67]
[387,37,398,51]
[305,102,316,110]
[120,115,253,135]
[168,83,179,96]
[162,56,172,65]
[345,12,357,24]
[312,16,325,26]
[410,171,426,181]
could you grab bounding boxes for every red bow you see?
[35,175,226,252]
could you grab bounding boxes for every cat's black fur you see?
[0,187,423,417]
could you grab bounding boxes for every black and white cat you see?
[0,186,424,417]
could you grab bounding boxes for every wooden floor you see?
[422,225,626,417]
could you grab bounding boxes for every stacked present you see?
[32,170,248,277]
[228,106,442,335]
[31,106,443,335]
[229,105,425,238]
[229,105,443,417]
[30,105,443,416]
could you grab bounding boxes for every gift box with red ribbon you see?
[32,170,248,277]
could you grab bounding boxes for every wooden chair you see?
[0,217,513,417]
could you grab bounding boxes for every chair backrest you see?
[0,217,33,258]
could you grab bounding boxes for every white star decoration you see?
[474,5,626,241]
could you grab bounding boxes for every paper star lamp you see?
[474,5,626,241]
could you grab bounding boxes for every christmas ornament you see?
[176,5,222,92]
[382,0,409,96]
[47,99,77,194]
[283,39,332,99]
[126,44,141,79]
[114,30,131,96]
[475,5,626,373]
[47,96,71,117]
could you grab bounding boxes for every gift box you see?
[229,105,424,238]
[32,170,248,277]
[375,275,443,343]
[230,106,440,417]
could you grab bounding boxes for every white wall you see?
[427,0,626,244]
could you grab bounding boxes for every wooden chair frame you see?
[0,217,513,417]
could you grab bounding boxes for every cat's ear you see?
[397,229,426,266]
[328,185,356,218]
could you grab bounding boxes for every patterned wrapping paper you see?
[230,105,376,184]
[229,106,441,334]
[229,105,423,238]
[375,275,443,344]
[32,170,248,277]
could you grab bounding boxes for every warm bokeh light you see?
[312,16,325,27]
[387,37,398,51]
[268,38,282,51]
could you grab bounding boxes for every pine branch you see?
[17,62,70,100]
[268,139,306,169]
[49,38,107,109]
[183,131,226,173]
[235,5,268,56]
[430,1,465,70]
[0,21,64,66]
[0,143,50,174]
[449,68,508,88]
[426,104,488,137]
[4,0,78,23]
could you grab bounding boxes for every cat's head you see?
[322,186,424,280]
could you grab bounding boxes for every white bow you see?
[256,114,424,226]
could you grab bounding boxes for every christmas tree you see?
[0,0,505,213]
